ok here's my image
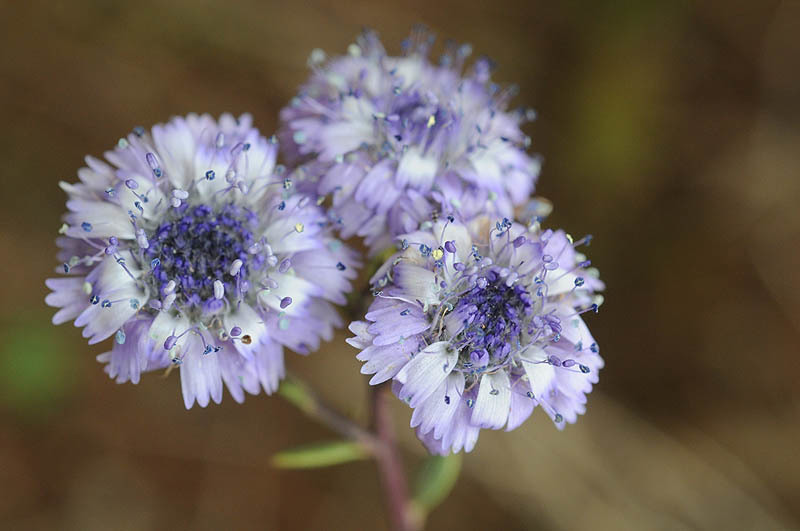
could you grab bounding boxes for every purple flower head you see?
[280,27,541,252]
[46,113,358,408]
[347,216,604,454]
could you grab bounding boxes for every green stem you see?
[278,375,419,531]
[370,383,419,531]
[277,374,380,454]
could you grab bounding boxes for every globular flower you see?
[46,113,357,408]
[347,216,603,454]
[280,27,540,252]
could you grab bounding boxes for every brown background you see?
[1,0,799,529]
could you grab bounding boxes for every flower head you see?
[46,113,357,408]
[281,28,540,251]
[347,216,603,454]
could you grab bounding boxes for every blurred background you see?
[1,0,799,529]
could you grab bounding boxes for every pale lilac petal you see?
[440,393,481,454]
[223,303,267,360]
[65,200,135,239]
[471,371,511,429]
[359,337,423,385]
[45,277,89,325]
[218,347,253,403]
[253,341,285,394]
[391,263,439,308]
[410,372,465,436]
[346,321,372,349]
[96,318,152,384]
[180,332,223,409]
[396,147,438,190]
[505,376,536,432]
[396,342,457,408]
[520,346,557,400]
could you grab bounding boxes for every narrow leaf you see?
[277,377,315,413]
[271,440,370,469]
[411,454,463,514]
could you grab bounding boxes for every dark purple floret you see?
[145,203,261,307]
[453,269,532,366]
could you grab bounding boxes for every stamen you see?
[164,335,178,350]
[163,292,176,310]
[164,280,176,294]
[213,280,225,300]
[146,152,162,178]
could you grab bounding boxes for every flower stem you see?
[370,383,419,531]
[278,375,419,531]
[278,374,381,454]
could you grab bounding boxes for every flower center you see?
[452,269,532,369]
[380,100,446,152]
[145,203,262,309]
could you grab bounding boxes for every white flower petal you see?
[180,332,223,409]
[396,147,438,190]
[74,258,145,344]
[396,341,457,408]
[471,371,511,429]
[520,346,557,400]
[392,263,439,308]
[223,303,267,359]
[411,372,465,437]
[258,272,319,315]
[317,96,376,160]
[152,118,196,189]
[147,311,191,351]
[506,378,536,432]
[65,199,134,239]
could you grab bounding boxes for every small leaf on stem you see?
[277,377,315,413]
[409,454,463,522]
[271,440,370,469]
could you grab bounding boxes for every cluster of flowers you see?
[47,28,603,454]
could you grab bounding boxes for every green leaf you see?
[0,316,76,417]
[271,440,370,469]
[411,454,462,515]
[277,377,315,413]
